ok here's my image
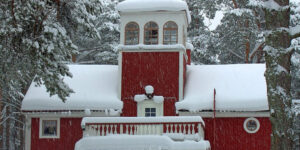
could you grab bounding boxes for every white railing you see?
[81,116,205,141]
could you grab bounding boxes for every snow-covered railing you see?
[81,116,205,141]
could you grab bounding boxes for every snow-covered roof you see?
[116,0,191,23]
[75,135,210,150]
[176,64,268,112]
[22,65,123,111]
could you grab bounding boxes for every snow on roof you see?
[75,135,210,150]
[81,116,204,127]
[116,0,191,23]
[22,65,123,111]
[176,64,268,112]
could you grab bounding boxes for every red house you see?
[21,0,271,150]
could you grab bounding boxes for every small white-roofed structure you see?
[22,65,123,112]
[176,64,268,112]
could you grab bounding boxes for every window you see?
[163,21,178,45]
[243,117,260,133]
[39,118,60,138]
[125,22,139,45]
[144,21,158,45]
[137,100,163,117]
[145,108,156,117]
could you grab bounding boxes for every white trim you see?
[118,51,122,100]
[25,116,31,150]
[39,118,60,139]
[178,51,183,101]
[178,111,270,118]
[243,117,260,133]
[118,46,186,52]
[118,49,188,61]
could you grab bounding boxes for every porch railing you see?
[81,116,205,141]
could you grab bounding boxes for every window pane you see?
[171,36,177,41]
[151,113,156,117]
[163,22,177,45]
[151,108,156,112]
[145,113,150,117]
[125,22,139,45]
[145,108,150,112]
[42,120,57,136]
[164,22,178,28]
[144,22,158,45]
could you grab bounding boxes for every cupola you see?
[116,0,190,46]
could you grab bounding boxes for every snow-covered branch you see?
[248,0,289,11]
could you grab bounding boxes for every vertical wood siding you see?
[121,52,179,116]
[203,118,271,150]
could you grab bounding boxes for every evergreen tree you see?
[249,0,299,148]
[75,0,120,65]
[186,0,225,64]
[0,0,103,149]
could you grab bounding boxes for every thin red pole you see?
[213,88,216,150]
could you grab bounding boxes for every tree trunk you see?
[264,0,294,149]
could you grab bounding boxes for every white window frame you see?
[243,117,260,134]
[39,118,60,139]
[137,100,163,117]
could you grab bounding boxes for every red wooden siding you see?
[121,52,179,116]
[31,118,82,150]
[203,117,271,150]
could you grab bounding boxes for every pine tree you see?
[250,0,298,148]
[186,0,225,64]
[214,0,265,64]
[75,0,120,65]
[187,0,265,64]
[0,0,103,149]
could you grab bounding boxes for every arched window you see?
[163,21,178,45]
[144,21,159,45]
[125,22,139,45]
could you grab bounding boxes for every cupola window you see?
[144,21,159,45]
[125,22,139,45]
[163,21,178,45]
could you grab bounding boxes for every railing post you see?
[179,124,182,133]
[188,124,191,134]
[114,125,117,134]
[120,124,123,134]
[126,125,129,134]
[166,124,169,133]
[192,124,195,134]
